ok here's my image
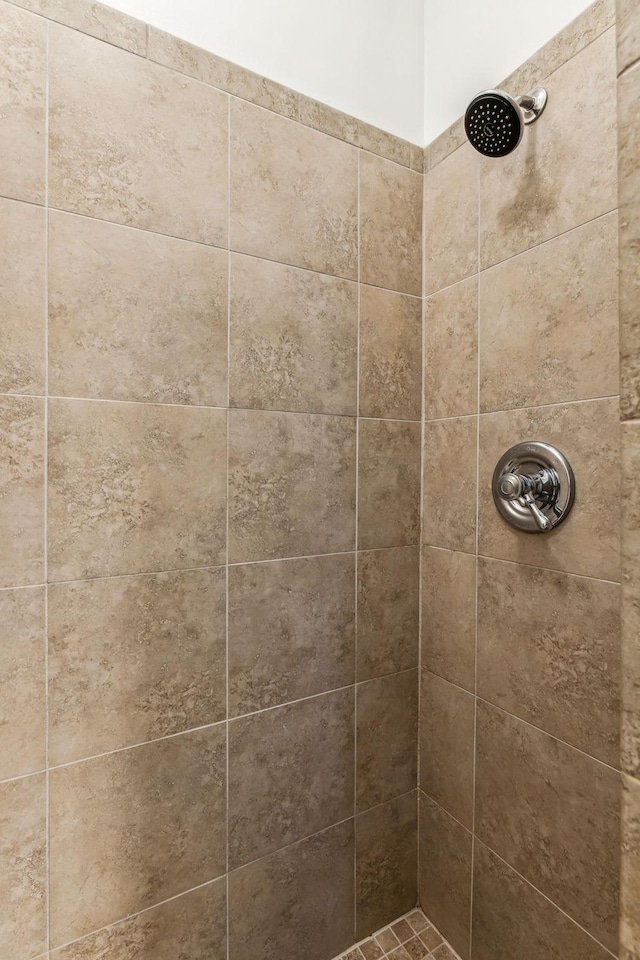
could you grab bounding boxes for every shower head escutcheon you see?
[464,87,548,157]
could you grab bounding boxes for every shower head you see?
[464,87,547,157]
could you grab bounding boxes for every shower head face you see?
[465,90,523,157]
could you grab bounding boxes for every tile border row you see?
[3,0,423,170]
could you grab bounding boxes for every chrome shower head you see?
[464,87,548,157]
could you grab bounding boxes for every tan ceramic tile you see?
[480,213,619,412]
[228,820,354,960]
[360,939,385,960]
[425,276,478,420]
[623,422,640,777]
[0,585,45,780]
[480,30,617,268]
[147,27,297,118]
[618,0,640,74]
[229,253,357,415]
[228,409,356,563]
[50,878,227,960]
[49,25,228,244]
[229,689,354,868]
[0,197,45,394]
[422,417,477,554]
[231,99,358,279]
[387,946,411,960]
[477,557,620,766]
[49,726,226,946]
[298,94,359,143]
[356,669,418,811]
[427,118,466,171]
[359,286,422,420]
[622,774,640,959]
[407,910,429,934]
[360,152,422,296]
[619,63,640,419]
[48,399,227,581]
[0,396,44,587]
[410,144,425,173]
[421,547,476,692]
[420,672,475,827]
[472,839,614,960]
[424,144,478,294]
[418,793,472,958]
[48,568,226,764]
[356,547,419,682]
[430,946,458,960]
[403,935,430,959]
[419,926,443,951]
[358,419,421,550]
[375,928,401,953]
[475,701,621,951]
[49,212,228,405]
[391,918,415,943]
[0,3,45,204]
[0,773,46,960]
[355,792,417,938]
[478,399,620,581]
[10,0,147,53]
[229,553,355,716]
[358,123,413,168]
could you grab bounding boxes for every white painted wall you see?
[424,0,593,143]
[104,0,425,144]
[105,0,593,146]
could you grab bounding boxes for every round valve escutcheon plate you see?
[492,441,575,534]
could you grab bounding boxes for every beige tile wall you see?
[419,3,623,958]
[0,1,423,958]
[618,0,640,957]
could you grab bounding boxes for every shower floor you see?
[332,908,461,960]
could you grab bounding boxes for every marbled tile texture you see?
[421,11,622,960]
[0,3,424,958]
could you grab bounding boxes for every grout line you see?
[475,553,621,586]
[353,145,361,942]
[469,155,482,960]
[6,385,620,423]
[424,393,620,424]
[25,668,420,785]
[473,839,619,959]
[5,390,419,424]
[43,20,51,957]
[420,668,623,775]
[417,130,428,904]
[422,543,621,586]
[478,207,618,276]
[12,197,419,297]
[424,208,618,301]
[0,768,48,787]
[24,544,420,591]
[225,91,231,960]
[228,813,356,876]
[418,788,473,836]
[49,874,227,953]
[44,717,228,772]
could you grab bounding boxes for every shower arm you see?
[515,87,548,124]
[516,94,536,111]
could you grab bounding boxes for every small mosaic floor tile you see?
[333,908,461,960]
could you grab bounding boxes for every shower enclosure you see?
[0,0,636,958]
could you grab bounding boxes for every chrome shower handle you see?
[497,470,555,532]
